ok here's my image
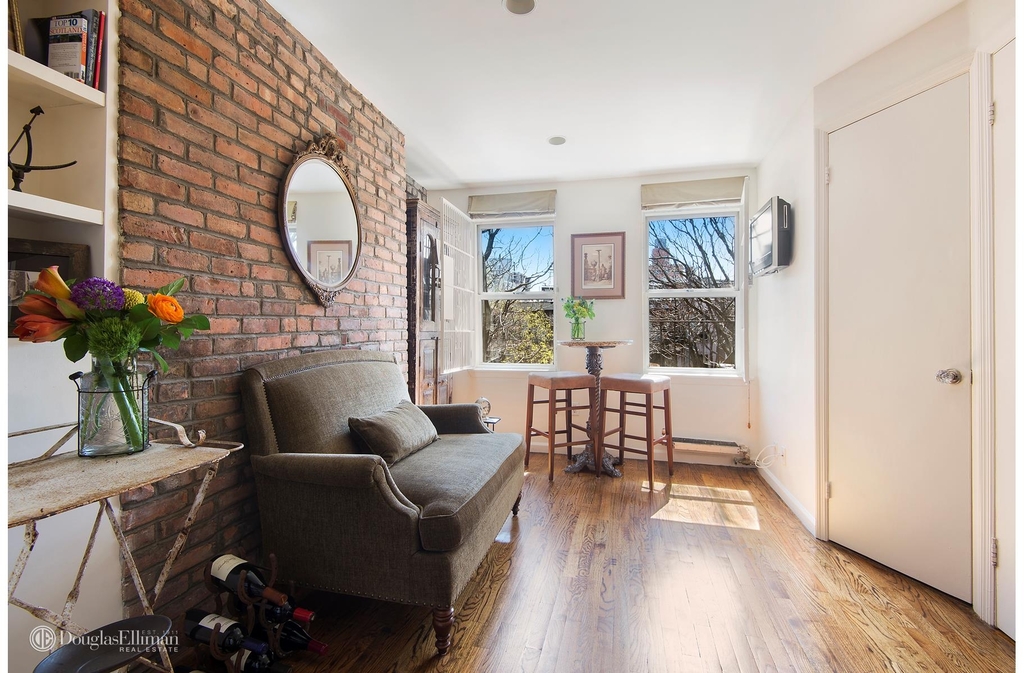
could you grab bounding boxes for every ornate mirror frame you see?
[278,133,363,306]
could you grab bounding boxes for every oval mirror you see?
[279,134,362,306]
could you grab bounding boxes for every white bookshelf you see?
[8,189,103,226]
[8,0,119,281]
[8,50,106,109]
[7,5,122,669]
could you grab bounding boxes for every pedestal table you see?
[557,339,633,478]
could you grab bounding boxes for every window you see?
[646,209,741,371]
[478,222,554,365]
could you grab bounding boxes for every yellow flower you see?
[147,293,184,323]
[123,289,145,309]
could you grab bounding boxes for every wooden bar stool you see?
[524,371,596,481]
[600,373,674,489]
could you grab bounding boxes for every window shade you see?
[467,190,556,218]
[640,177,746,210]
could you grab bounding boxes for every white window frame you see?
[642,204,747,380]
[475,215,556,370]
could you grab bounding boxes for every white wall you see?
[750,0,1014,537]
[751,96,817,532]
[967,0,1015,47]
[813,3,973,131]
[291,190,359,279]
[433,167,758,464]
[7,340,124,671]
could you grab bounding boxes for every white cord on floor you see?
[753,443,780,468]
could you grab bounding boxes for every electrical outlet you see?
[778,445,786,462]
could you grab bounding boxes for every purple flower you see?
[70,277,125,311]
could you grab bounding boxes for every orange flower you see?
[13,314,74,342]
[34,266,72,300]
[147,293,184,323]
[19,294,64,320]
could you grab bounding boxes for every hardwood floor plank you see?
[280,460,1013,673]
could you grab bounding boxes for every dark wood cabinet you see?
[407,198,449,404]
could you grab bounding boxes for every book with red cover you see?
[92,11,106,89]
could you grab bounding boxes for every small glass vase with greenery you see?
[562,296,595,341]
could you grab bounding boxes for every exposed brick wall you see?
[115,0,409,645]
[406,174,428,201]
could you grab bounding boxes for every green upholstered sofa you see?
[240,350,525,656]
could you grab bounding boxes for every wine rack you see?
[193,552,303,672]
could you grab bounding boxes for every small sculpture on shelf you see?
[8,106,77,192]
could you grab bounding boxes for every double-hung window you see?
[646,207,742,372]
[477,220,555,365]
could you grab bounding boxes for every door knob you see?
[935,369,963,385]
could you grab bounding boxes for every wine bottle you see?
[267,620,328,656]
[208,554,288,606]
[234,650,293,672]
[184,609,270,655]
[231,593,314,627]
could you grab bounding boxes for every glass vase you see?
[73,355,155,457]
[571,318,586,341]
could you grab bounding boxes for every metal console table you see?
[8,421,241,672]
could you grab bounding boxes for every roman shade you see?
[640,177,746,210]
[467,190,556,219]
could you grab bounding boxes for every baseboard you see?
[757,467,816,535]
[526,447,737,468]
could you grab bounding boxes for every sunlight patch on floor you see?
[668,483,754,504]
[641,480,669,493]
[651,483,760,530]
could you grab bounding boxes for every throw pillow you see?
[349,400,439,465]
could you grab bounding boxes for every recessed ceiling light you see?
[505,0,535,15]
[548,136,566,145]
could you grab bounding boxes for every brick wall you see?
[115,0,409,643]
[406,174,428,201]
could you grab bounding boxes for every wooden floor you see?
[287,460,1014,673]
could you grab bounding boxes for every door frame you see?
[813,42,1008,624]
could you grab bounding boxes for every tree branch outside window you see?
[479,224,554,365]
[648,215,738,369]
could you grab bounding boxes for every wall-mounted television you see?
[749,196,792,277]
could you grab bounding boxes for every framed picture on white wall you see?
[571,232,625,299]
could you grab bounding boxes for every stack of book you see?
[27,10,107,90]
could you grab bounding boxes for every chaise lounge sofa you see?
[240,349,525,655]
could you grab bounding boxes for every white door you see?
[827,74,971,601]
[992,39,1015,638]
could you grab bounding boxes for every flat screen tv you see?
[749,196,792,277]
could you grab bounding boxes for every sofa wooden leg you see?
[432,606,455,655]
[512,491,523,516]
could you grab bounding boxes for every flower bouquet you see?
[14,268,210,456]
[562,296,595,340]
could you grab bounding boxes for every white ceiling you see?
[268,0,961,190]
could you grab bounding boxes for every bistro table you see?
[557,339,633,478]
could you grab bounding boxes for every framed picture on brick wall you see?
[8,238,90,337]
[571,232,625,299]
[307,240,353,286]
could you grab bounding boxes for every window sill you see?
[472,364,556,376]
[648,369,749,386]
